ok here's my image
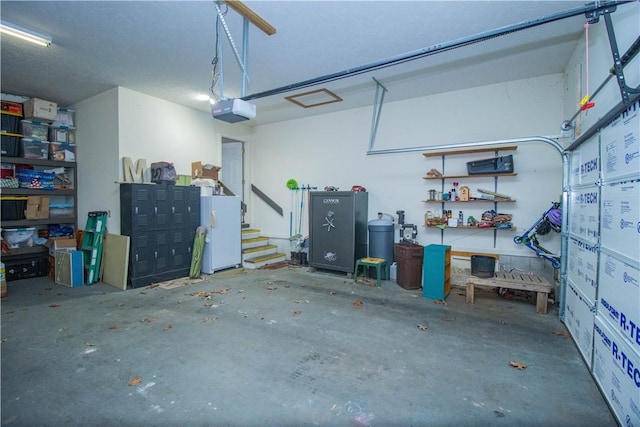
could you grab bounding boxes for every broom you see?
[286,179,300,240]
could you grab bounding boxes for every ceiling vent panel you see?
[285,88,343,108]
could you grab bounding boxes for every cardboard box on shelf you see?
[45,236,76,257]
[25,196,50,219]
[191,161,221,180]
[24,98,57,122]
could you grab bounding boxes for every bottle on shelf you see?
[424,210,433,224]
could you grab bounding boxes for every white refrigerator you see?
[200,195,242,273]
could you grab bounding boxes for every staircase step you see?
[242,236,269,249]
[242,244,278,261]
[241,229,261,240]
[243,252,287,269]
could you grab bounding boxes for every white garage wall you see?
[75,88,119,233]
[74,87,253,234]
[247,74,566,258]
[73,3,637,260]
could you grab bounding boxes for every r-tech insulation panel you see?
[309,191,368,273]
[564,99,640,426]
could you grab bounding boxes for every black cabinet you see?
[120,183,200,288]
[309,191,368,273]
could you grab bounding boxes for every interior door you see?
[221,139,244,200]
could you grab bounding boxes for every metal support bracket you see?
[368,77,388,151]
[584,0,617,24]
[241,18,249,97]
[214,2,251,100]
[604,13,640,105]
[560,2,638,131]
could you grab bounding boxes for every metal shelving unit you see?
[1,156,77,264]
[422,146,517,247]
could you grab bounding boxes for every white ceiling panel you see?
[0,1,630,126]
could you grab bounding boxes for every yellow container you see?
[1,262,7,298]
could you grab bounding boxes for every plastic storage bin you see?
[48,126,76,144]
[20,138,50,159]
[49,142,76,161]
[1,132,20,157]
[49,203,74,217]
[20,120,49,140]
[1,227,36,249]
[0,196,28,220]
[15,169,55,190]
[53,109,75,127]
[1,163,14,178]
[1,101,23,116]
[1,112,20,134]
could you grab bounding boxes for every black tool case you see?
[467,154,514,175]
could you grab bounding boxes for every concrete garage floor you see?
[1,266,615,426]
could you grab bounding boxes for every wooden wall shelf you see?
[423,173,517,180]
[423,199,516,203]
[422,146,517,157]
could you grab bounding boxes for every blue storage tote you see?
[15,169,55,190]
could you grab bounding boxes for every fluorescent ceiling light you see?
[1,20,51,47]
[195,94,211,101]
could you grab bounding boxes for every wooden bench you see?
[465,272,553,314]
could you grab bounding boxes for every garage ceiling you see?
[0,1,626,126]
